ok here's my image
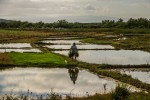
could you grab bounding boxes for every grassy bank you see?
[72,92,150,100]
[1,87,149,100]
[7,52,66,65]
[0,29,81,43]
[0,53,12,64]
[1,28,150,42]
[81,35,150,52]
[4,28,150,34]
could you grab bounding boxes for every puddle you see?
[0,49,41,53]
[0,67,117,97]
[45,44,114,50]
[41,40,81,45]
[112,69,150,84]
[54,50,150,65]
[114,37,127,40]
[44,37,80,40]
[0,43,32,48]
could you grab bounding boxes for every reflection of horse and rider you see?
[69,43,79,60]
[68,67,79,84]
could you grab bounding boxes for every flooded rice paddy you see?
[54,50,150,65]
[0,67,116,96]
[42,39,114,49]
[45,45,114,50]
[44,37,81,40]
[0,49,41,53]
[0,37,149,97]
[0,68,140,97]
[0,43,41,53]
[42,40,81,45]
[0,43,31,48]
[42,38,150,65]
[112,69,150,84]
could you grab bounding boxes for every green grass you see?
[8,52,66,65]
[0,82,149,100]
[80,35,150,52]
[128,92,150,100]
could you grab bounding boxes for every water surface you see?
[54,50,150,65]
[42,40,81,45]
[44,37,80,40]
[45,44,114,50]
[0,68,117,96]
[0,43,31,48]
[112,69,150,84]
[114,37,127,40]
[0,49,41,53]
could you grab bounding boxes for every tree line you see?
[0,18,150,29]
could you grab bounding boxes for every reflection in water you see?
[0,67,118,97]
[42,40,81,45]
[41,39,114,49]
[0,43,31,48]
[68,68,79,84]
[54,50,150,65]
[113,69,150,84]
[45,45,114,50]
[44,37,80,40]
[0,49,41,53]
[0,43,42,53]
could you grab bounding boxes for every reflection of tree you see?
[68,68,79,84]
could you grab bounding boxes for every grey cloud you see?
[0,0,150,22]
[84,4,96,10]
[130,3,150,8]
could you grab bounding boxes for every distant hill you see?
[0,19,12,23]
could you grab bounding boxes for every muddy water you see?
[113,69,150,84]
[45,44,114,50]
[0,43,31,48]
[0,68,117,96]
[54,50,150,65]
[0,49,41,53]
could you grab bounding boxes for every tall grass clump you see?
[111,84,130,100]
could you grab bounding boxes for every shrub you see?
[111,84,130,100]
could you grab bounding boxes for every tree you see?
[56,20,69,28]
[34,21,44,28]
[116,18,126,28]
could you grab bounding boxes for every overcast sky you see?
[0,0,150,22]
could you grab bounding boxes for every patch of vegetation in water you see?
[8,52,66,65]
[81,35,150,52]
